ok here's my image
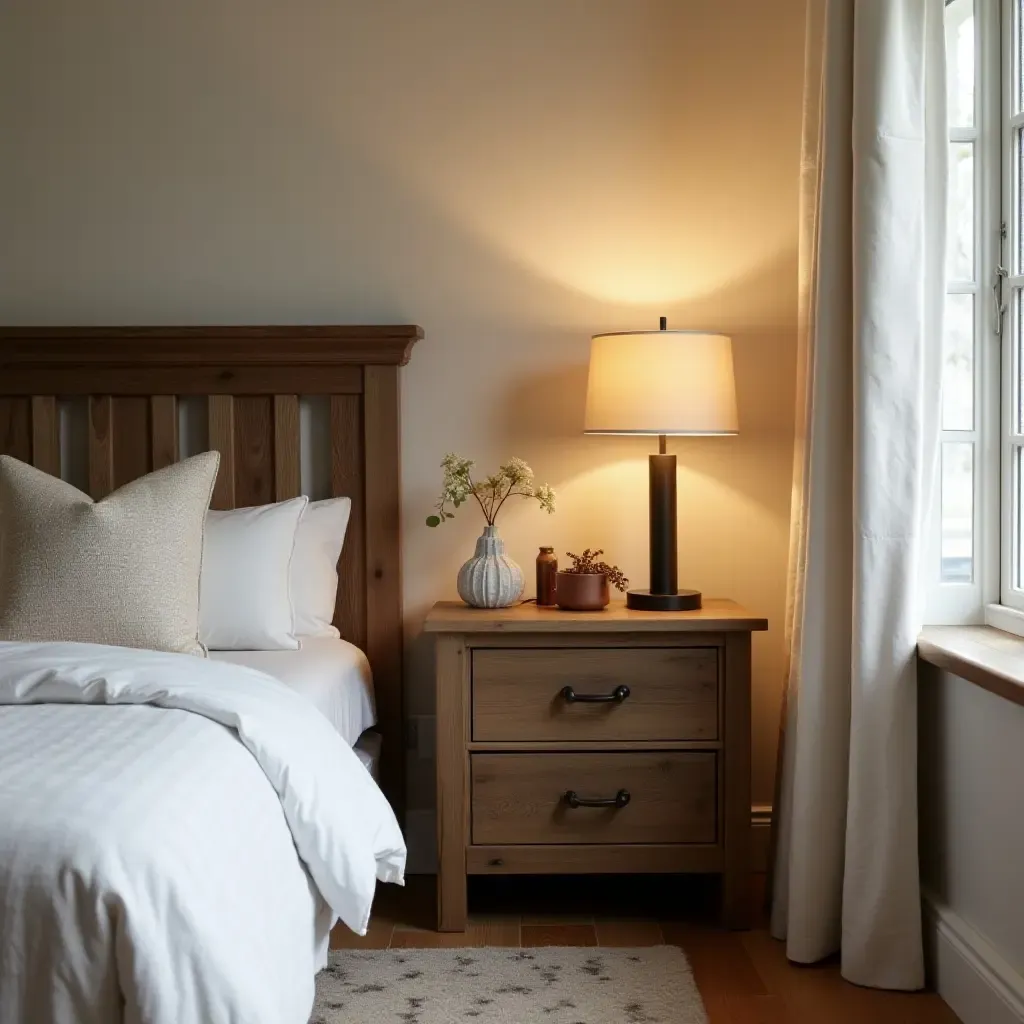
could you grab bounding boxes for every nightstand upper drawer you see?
[471,647,718,742]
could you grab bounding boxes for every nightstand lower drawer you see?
[470,752,717,846]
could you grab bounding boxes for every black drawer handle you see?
[564,789,631,809]
[560,684,630,704]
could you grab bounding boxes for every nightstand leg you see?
[722,632,752,929]
[435,634,469,931]
[437,822,468,932]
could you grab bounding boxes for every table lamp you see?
[584,317,738,610]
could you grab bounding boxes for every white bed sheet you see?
[210,636,375,748]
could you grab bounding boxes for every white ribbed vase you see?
[457,525,524,608]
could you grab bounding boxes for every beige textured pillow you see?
[0,451,219,655]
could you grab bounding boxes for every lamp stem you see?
[648,449,677,596]
[658,433,667,455]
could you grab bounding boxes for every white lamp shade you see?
[584,330,738,435]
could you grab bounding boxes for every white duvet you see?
[0,641,406,1024]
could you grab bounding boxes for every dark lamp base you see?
[626,588,702,612]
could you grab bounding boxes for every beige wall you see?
[0,0,806,842]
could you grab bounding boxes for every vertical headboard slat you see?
[150,396,178,470]
[0,399,31,464]
[231,396,274,507]
[112,397,152,490]
[88,396,114,499]
[273,395,300,501]
[207,395,236,510]
[31,396,59,477]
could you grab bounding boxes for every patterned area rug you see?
[311,946,707,1023]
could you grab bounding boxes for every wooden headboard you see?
[0,324,423,813]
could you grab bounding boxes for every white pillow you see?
[199,497,308,650]
[292,497,352,639]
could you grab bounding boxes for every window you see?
[932,0,1001,623]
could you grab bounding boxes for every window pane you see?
[1017,290,1024,434]
[945,0,975,127]
[1019,0,1024,114]
[942,294,974,430]
[1017,447,1024,590]
[1018,130,1024,275]
[948,142,974,282]
[941,442,974,583]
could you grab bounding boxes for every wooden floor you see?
[331,874,960,1024]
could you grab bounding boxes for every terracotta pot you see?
[555,571,609,611]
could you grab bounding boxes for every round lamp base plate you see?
[626,589,702,612]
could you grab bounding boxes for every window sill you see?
[918,626,1024,709]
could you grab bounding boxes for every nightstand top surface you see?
[424,598,767,633]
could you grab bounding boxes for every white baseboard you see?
[751,804,771,873]
[403,806,772,876]
[923,892,1024,1024]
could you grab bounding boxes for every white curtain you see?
[771,0,946,991]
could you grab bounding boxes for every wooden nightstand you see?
[423,599,768,932]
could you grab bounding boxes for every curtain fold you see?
[771,0,946,991]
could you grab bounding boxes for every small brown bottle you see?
[536,547,558,607]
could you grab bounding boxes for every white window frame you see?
[931,0,1001,625]
[1000,0,1024,615]
[970,0,1024,638]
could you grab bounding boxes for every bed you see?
[0,325,422,1024]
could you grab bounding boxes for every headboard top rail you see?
[0,325,423,369]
